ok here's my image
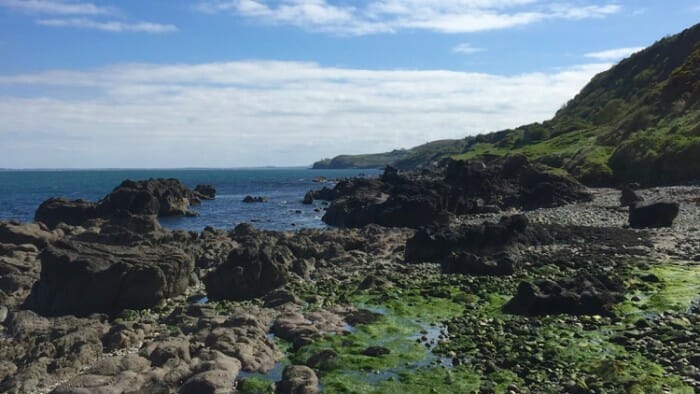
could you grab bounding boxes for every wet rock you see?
[25,239,194,316]
[34,198,98,229]
[180,369,236,394]
[620,186,644,207]
[344,309,382,325]
[629,200,680,228]
[276,365,319,394]
[243,195,268,203]
[362,346,391,357]
[306,350,338,369]
[503,274,625,316]
[194,184,217,200]
[303,191,314,205]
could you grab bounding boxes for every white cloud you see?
[194,0,622,35]
[453,43,484,54]
[0,0,111,15]
[584,46,645,61]
[0,0,177,34]
[0,61,610,168]
[36,18,178,33]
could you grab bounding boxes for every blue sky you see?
[0,0,698,168]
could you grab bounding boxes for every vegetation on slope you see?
[313,23,700,186]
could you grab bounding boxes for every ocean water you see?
[0,168,379,232]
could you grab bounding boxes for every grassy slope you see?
[313,23,700,186]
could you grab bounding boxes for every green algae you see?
[237,376,275,394]
[618,262,700,317]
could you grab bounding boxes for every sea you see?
[0,168,379,232]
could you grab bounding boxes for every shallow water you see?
[0,168,379,232]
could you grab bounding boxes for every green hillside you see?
[313,23,700,186]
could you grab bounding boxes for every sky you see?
[0,1,698,168]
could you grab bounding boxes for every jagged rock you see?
[629,200,680,228]
[404,215,550,263]
[194,184,217,200]
[34,198,98,229]
[98,178,200,217]
[362,346,391,357]
[0,221,59,248]
[25,239,194,316]
[204,234,293,301]
[0,311,109,394]
[276,365,319,394]
[243,195,268,203]
[503,274,625,316]
[315,157,591,228]
[303,190,314,205]
[620,186,644,207]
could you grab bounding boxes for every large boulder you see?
[629,200,680,228]
[98,178,200,217]
[204,228,293,301]
[34,198,98,229]
[24,239,194,316]
[276,365,319,394]
[502,274,625,316]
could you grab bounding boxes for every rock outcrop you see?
[314,156,591,228]
[194,184,217,200]
[502,274,625,316]
[25,239,194,316]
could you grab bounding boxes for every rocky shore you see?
[0,166,698,393]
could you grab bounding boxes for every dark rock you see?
[194,184,217,200]
[243,195,268,203]
[24,239,194,316]
[276,365,319,394]
[204,233,293,301]
[404,214,550,263]
[442,252,515,276]
[264,288,300,307]
[303,191,314,205]
[362,346,391,357]
[98,178,200,217]
[629,200,680,228]
[620,186,644,207]
[344,309,382,326]
[315,156,590,229]
[35,198,99,229]
[503,274,625,316]
[306,350,338,369]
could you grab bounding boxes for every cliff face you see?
[314,23,700,186]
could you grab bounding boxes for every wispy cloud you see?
[0,60,610,167]
[37,18,178,33]
[194,0,622,35]
[0,0,177,34]
[0,0,111,15]
[453,43,485,54]
[585,46,644,61]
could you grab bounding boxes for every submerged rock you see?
[194,184,217,200]
[25,239,194,316]
[629,200,680,228]
[243,195,268,203]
